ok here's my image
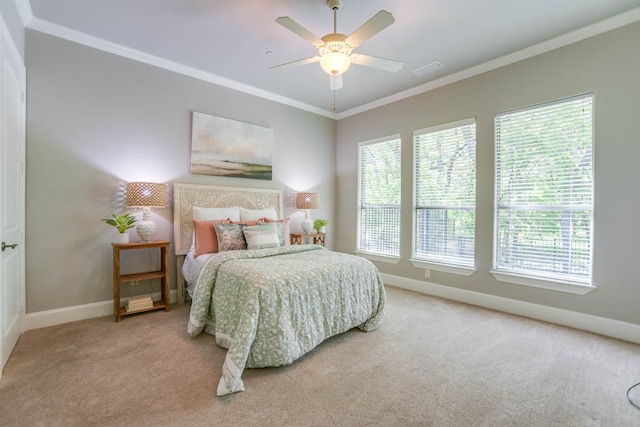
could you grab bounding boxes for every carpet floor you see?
[1,285,639,426]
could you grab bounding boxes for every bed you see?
[173,183,386,396]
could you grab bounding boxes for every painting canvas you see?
[190,112,273,180]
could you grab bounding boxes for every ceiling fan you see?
[271,0,403,90]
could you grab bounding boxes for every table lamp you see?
[296,192,319,233]
[126,182,167,241]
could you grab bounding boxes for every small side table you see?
[112,240,170,322]
[290,232,326,247]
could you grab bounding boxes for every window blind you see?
[357,137,401,256]
[413,119,476,266]
[494,93,594,284]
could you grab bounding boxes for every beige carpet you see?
[1,286,639,426]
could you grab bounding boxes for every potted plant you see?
[313,218,328,233]
[102,213,136,243]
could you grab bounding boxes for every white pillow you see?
[193,206,240,221]
[243,223,280,250]
[239,206,278,221]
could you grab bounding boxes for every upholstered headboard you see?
[173,183,282,256]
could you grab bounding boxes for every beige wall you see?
[25,30,336,313]
[21,19,640,327]
[335,22,640,325]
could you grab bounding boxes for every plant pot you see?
[113,233,129,244]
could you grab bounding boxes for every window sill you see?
[409,259,476,276]
[355,251,400,264]
[490,270,595,295]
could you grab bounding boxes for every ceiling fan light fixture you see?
[319,39,352,76]
[273,4,400,89]
[320,51,351,75]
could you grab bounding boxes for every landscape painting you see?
[190,112,273,180]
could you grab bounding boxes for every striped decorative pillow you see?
[258,217,290,246]
[243,223,280,250]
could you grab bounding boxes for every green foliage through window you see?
[413,119,476,267]
[494,93,594,284]
[358,137,401,256]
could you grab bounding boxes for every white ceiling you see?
[18,0,640,117]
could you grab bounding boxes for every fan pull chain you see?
[332,75,337,111]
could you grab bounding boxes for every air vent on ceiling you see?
[413,61,443,77]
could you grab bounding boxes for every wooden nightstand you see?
[290,232,326,246]
[112,240,170,322]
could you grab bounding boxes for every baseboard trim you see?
[382,273,640,344]
[25,290,178,331]
[26,280,639,345]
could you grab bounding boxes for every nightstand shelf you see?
[117,300,167,317]
[120,271,167,282]
[112,240,170,322]
[290,232,326,246]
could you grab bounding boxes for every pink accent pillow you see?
[260,217,291,246]
[193,218,231,257]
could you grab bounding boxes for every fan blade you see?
[351,54,403,72]
[276,17,324,47]
[270,56,320,70]
[330,74,343,90]
[345,10,395,48]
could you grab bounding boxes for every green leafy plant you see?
[102,213,136,234]
[313,218,328,232]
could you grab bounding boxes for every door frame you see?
[0,12,26,379]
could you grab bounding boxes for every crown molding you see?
[23,5,640,120]
[26,17,336,119]
[12,0,32,26]
[337,6,640,119]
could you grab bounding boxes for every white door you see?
[0,26,26,376]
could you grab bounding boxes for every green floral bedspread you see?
[187,244,386,396]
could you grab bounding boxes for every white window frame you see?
[355,135,401,263]
[491,93,595,295]
[410,118,477,276]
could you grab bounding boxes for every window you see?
[357,136,401,258]
[493,93,594,289]
[413,119,476,270]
